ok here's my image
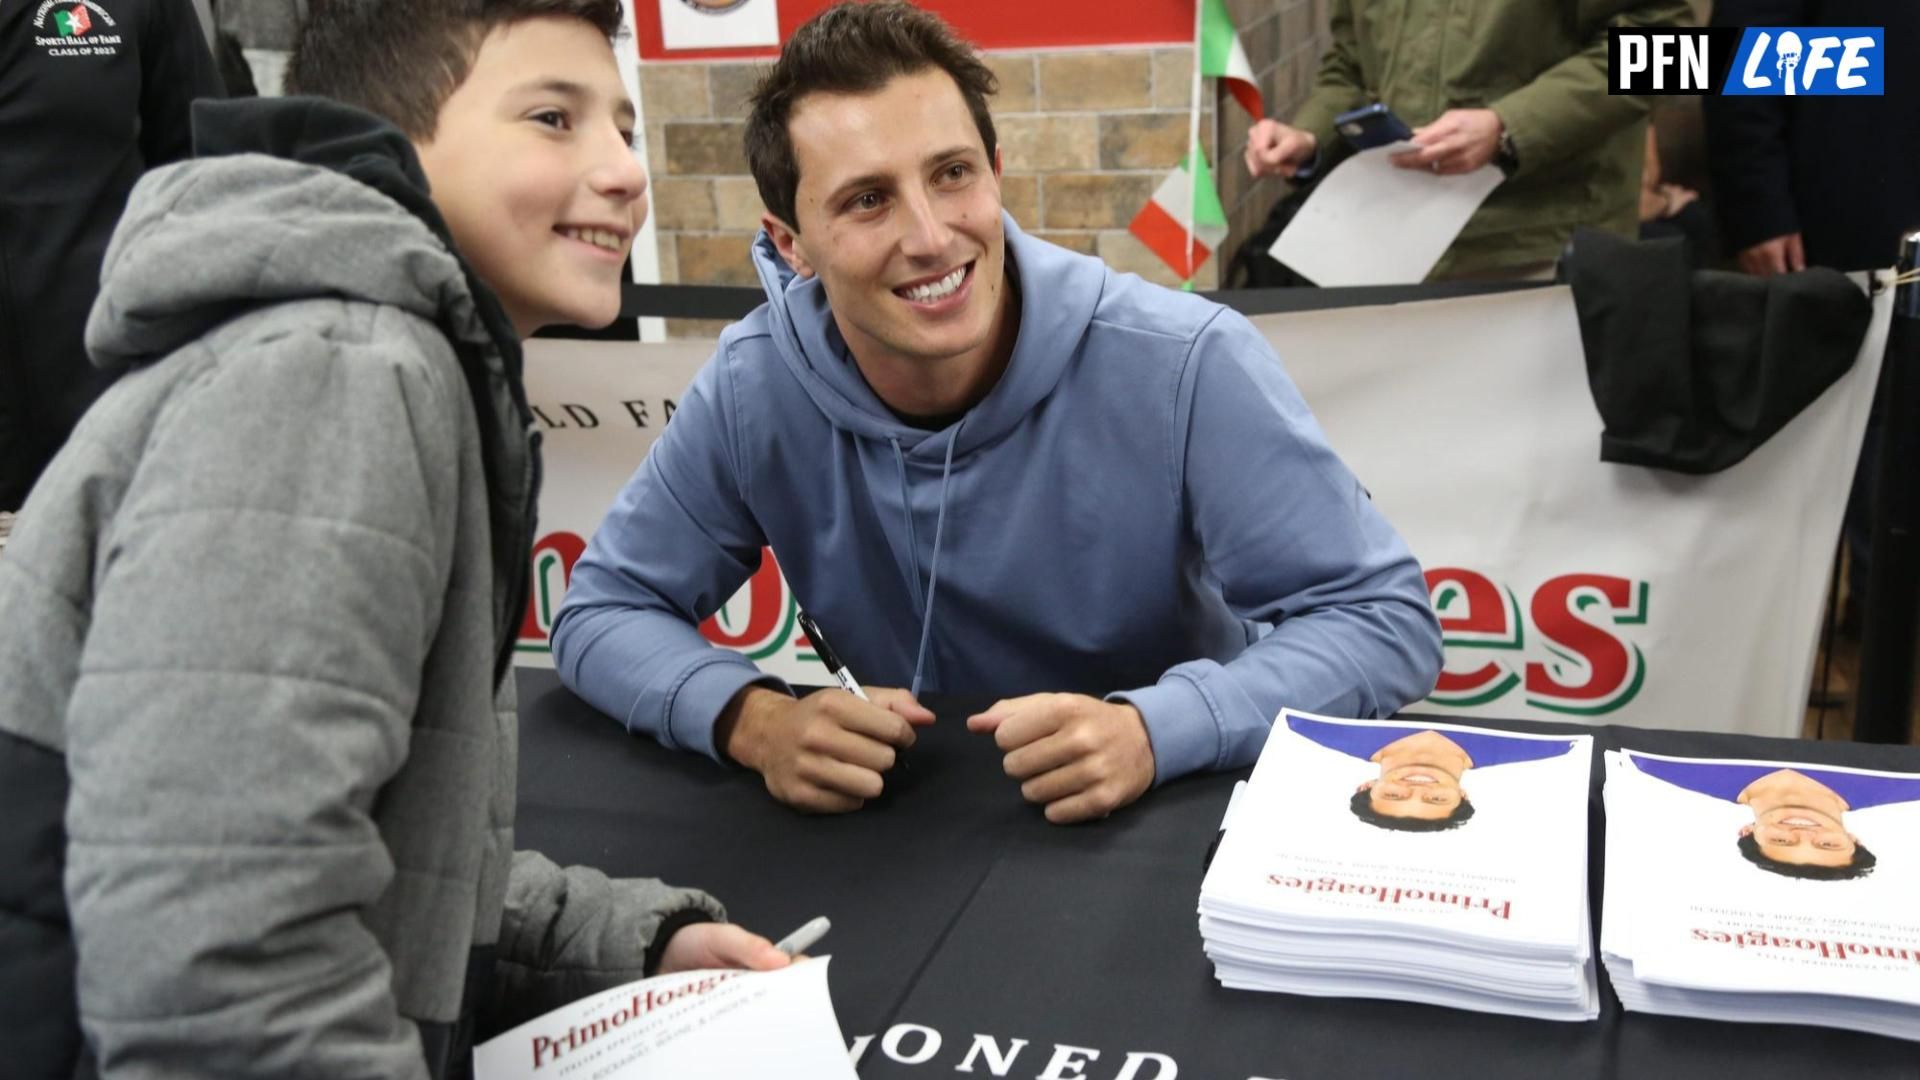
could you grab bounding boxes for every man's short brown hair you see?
[746,1,998,230]
[288,0,623,140]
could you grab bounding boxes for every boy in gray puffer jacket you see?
[0,1,790,1076]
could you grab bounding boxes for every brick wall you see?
[648,0,1331,326]
[217,0,1333,332]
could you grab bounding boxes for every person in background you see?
[1244,0,1691,280]
[0,0,224,536]
[0,0,788,1075]
[193,0,262,95]
[1705,2,1920,634]
[1706,2,1918,277]
[1638,123,1718,268]
[553,1,1442,826]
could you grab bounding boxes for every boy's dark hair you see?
[288,0,623,140]
[1349,787,1476,832]
[1736,832,1877,881]
[746,0,998,230]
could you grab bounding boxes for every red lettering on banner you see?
[1525,574,1647,714]
[514,538,797,660]
[1423,570,1648,715]
[1425,568,1523,707]
[699,547,790,652]
[518,531,587,647]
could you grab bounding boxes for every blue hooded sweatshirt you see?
[551,215,1442,784]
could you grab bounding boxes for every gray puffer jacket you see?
[0,98,723,1079]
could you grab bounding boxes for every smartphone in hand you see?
[1334,103,1414,151]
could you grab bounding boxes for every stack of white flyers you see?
[1200,710,1597,1020]
[472,959,858,1079]
[1602,751,1920,1041]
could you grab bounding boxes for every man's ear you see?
[992,144,1003,178]
[763,213,813,277]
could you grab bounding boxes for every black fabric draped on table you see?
[513,668,1919,1079]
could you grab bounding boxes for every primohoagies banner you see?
[518,283,1890,738]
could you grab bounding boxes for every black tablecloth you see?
[513,669,1920,1078]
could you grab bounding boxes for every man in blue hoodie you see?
[552,0,1443,825]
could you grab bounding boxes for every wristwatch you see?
[1496,128,1519,172]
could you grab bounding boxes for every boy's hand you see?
[718,686,934,813]
[656,923,791,974]
[1245,119,1317,179]
[967,694,1156,825]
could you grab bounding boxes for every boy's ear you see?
[992,145,1003,178]
[763,213,813,277]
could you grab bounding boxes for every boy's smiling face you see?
[415,16,646,338]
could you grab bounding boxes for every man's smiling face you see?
[769,66,1007,373]
[1364,729,1474,821]
[1738,768,1859,869]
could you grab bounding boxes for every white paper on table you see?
[1269,142,1503,286]
[1219,779,1248,833]
[1202,713,1591,953]
[473,958,856,1079]
[658,0,779,50]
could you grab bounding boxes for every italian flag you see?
[1126,149,1229,281]
[1128,0,1254,282]
[1201,0,1264,120]
[54,4,92,35]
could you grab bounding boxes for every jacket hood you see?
[83,96,537,687]
[747,212,1104,458]
[86,97,506,374]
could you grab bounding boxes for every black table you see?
[513,669,1920,1079]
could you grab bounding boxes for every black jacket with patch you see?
[0,0,222,509]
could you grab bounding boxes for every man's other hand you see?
[718,686,934,813]
[657,923,791,974]
[966,694,1156,825]
[1737,232,1806,276]
[1391,108,1503,174]
[1245,119,1318,179]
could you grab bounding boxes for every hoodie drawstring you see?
[888,439,927,617]
[890,419,965,698]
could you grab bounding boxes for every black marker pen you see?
[796,610,869,702]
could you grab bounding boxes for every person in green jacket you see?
[1245,0,1691,280]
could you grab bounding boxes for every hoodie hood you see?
[745,213,1108,694]
[748,211,1104,459]
[85,96,538,686]
[86,96,513,376]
